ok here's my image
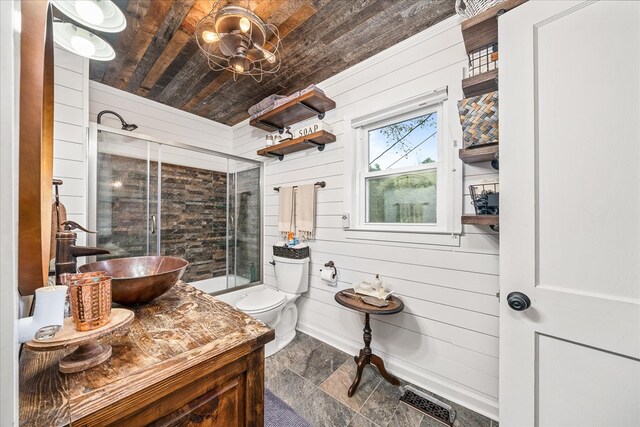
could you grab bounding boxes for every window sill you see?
[344,228,461,247]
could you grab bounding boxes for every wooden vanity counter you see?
[19,282,274,426]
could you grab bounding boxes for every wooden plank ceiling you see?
[90,0,455,126]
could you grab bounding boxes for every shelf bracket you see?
[265,152,284,161]
[297,101,325,120]
[304,139,326,152]
[255,119,283,133]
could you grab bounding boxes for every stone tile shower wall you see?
[160,162,228,282]
[97,153,227,283]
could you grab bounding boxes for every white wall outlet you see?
[341,213,350,228]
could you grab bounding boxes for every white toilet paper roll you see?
[321,268,336,282]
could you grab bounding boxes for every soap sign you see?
[297,123,321,138]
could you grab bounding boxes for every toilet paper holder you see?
[323,261,337,279]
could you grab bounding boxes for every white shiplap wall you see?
[232,16,500,419]
[53,47,89,246]
[89,81,233,154]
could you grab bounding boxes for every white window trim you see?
[343,88,463,247]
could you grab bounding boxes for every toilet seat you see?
[236,289,286,314]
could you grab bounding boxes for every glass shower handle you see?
[150,214,156,235]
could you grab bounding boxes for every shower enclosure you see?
[87,124,262,293]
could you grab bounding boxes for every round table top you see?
[334,289,404,315]
[25,308,134,351]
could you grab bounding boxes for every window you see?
[345,88,462,245]
[366,110,440,225]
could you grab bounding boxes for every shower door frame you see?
[87,122,264,291]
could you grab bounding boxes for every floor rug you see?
[265,388,311,427]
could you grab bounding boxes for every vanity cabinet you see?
[19,283,274,426]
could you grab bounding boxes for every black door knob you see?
[507,292,531,311]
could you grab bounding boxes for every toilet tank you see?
[273,255,310,294]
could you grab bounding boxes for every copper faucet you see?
[55,220,110,285]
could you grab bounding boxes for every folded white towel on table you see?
[295,184,316,241]
[278,186,295,239]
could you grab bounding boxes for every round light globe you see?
[239,16,251,33]
[74,0,105,26]
[202,30,219,43]
[70,34,97,57]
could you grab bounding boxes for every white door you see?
[500,1,640,426]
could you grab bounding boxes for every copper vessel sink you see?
[79,256,189,305]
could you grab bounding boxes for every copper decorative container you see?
[65,272,112,332]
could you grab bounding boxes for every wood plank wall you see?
[232,16,500,419]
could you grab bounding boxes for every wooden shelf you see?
[461,0,528,53]
[461,215,499,226]
[249,89,336,132]
[459,144,498,164]
[257,130,336,161]
[462,68,498,98]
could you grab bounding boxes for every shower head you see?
[97,110,138,132]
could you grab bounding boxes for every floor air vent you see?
[400,386,456,426]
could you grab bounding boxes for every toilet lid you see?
[236,289,286,313]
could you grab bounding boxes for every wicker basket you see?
[273,245,310,260]
[67,273,112,332]
[458,91,499,149]
[455,0,505,18]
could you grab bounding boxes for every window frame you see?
[344,88,463,246]
[360,103,444,230]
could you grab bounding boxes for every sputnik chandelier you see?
[195,1,282,81]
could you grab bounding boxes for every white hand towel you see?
[295,184,316,240]
[278,186,294,238]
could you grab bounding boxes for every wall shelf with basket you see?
[465,182,499,231]
[462,68,498,98]
[457,0,527,171]
[459,144,498,164]
[250,89,336,133]
[461,214,498,226]
[460,0,528,97]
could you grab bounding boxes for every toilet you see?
[235,255,309,357]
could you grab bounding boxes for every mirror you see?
[18,2,55,295]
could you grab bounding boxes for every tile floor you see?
[266,331,498,427]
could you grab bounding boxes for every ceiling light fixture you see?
[74,0,104,26]
[51,0,124,62]
[195,1,282,82]
[51,0,126,33]
[53,22,116,61]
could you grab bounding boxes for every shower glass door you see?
[156,144,230,286]
[94,130,159,259]
[92,126,262,293]
[227,159,261,288]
